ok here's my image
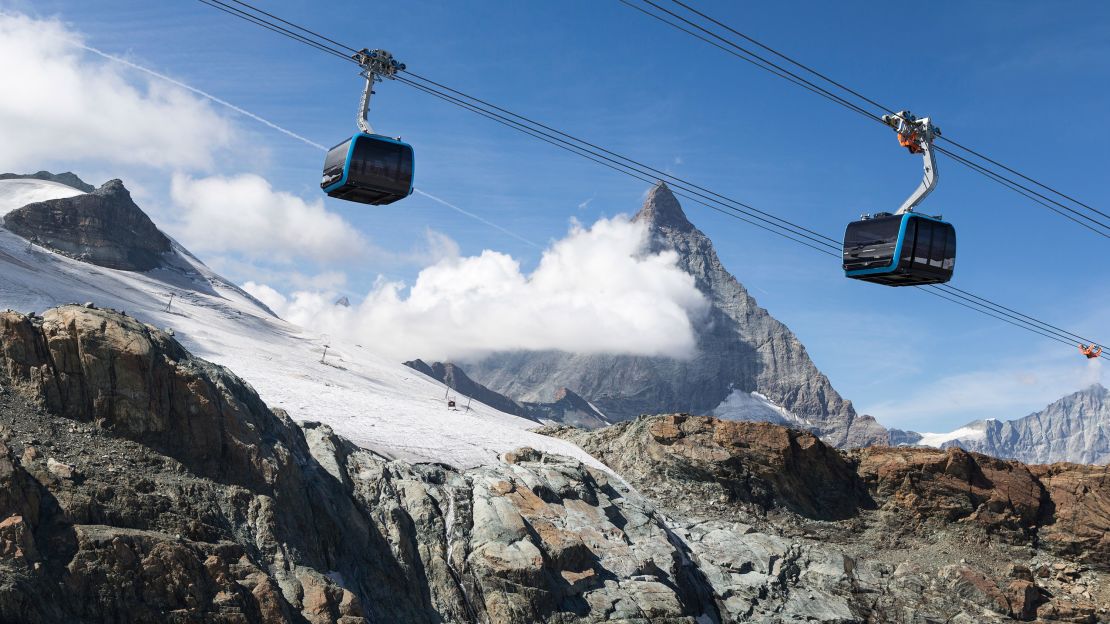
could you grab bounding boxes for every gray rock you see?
[5,306,1108,623]
[0,306,716,623]
[2,178,171,271]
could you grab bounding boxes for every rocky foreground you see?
[0,306,1108,623]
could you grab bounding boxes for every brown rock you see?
[584,415,871,520]
[855,446,1047,537]
[941,564,1010,615]
[1032,463,1110,567]
[560,568,599,594]
[1037,599,1098,623]
[1005,579,1040,620]
[0,515,38,561]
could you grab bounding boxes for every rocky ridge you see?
[0,171,95,193]
[464,182,887,447]
[3,178,171,271]
[406,359,611,428]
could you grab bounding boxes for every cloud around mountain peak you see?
[247,214,710,362]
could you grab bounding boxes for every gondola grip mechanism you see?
[882,110,940,215]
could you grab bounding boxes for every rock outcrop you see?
[465,182,887,447]
[3,178,171,271]
[0,171,94,193]
[548,414,1110,622]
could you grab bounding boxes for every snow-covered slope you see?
[0,178,84,220]
[0,178,605,470]
[912,422,991,448]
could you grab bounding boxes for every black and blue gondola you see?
[843,212,956,286]
[321,133,414,205]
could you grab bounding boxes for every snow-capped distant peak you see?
[915,424,989,448]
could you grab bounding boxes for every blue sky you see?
[3,0,1108,432]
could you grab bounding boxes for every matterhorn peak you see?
[634,181,693,232]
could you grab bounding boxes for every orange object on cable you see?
[898,131,923,154]
[1080,344,1102,359]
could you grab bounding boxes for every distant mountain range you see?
[893,384,1109,464]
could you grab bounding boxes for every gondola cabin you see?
[321,133,414,205]
[843,212,955,286]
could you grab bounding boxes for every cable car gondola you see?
[322,133,413,205]
[843,211,955,286]
[844,111,955,286]
[321,48,414,206]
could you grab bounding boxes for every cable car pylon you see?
[843,111,956,287]
[321,48,415,205]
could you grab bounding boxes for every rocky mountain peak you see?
[634,181,694,233]
[2,178,171,271]
[1080,382,1107,396]
[467,183,888,447]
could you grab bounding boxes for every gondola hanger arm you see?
[352,48,405,135]
[883,111,941,216]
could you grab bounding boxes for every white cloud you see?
[0,13,234,171]
[245,215,709,362]
[168,173,366,264]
